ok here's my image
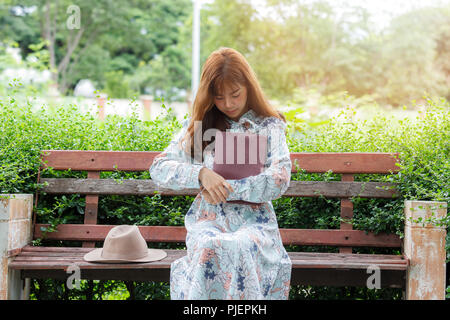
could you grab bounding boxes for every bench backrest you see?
[34,150,402,253]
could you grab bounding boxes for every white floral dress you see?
[149,109,292,300]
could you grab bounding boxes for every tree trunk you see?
[43,0,58,84]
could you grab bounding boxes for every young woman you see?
[150,47,292,300]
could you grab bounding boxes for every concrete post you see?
[140,95,153,120]
[0,194,33,300]
[97,93,108,120]
[404,200,447,300]
[308,105,318,117]
[186,90,193,116]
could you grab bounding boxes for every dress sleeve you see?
[149,118,204,190]
[226,118,291,203]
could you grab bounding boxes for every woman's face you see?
[213,83,249,121]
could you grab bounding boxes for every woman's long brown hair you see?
[180,47,286,161]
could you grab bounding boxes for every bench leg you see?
[404,200,447,300]
[0,194,33,300]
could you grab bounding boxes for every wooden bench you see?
[5,150,446,299]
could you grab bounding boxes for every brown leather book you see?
[213,131,268,205]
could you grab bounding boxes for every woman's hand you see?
[201,188,219,205]
[199,167,234,204]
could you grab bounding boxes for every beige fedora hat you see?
[83,225,167,263]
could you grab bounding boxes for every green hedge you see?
[1,86,448,300]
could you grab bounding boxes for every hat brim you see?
[83,248,167,263]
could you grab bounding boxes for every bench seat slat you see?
[12,254,406,265]
[14,245,406,262]
[9,246,408,271]
[11,259,408,271]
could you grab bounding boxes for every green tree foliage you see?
[1,0,449,104]
[202,0,450,106]
[0,0,192,98]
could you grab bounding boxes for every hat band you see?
[101,248,148,261]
